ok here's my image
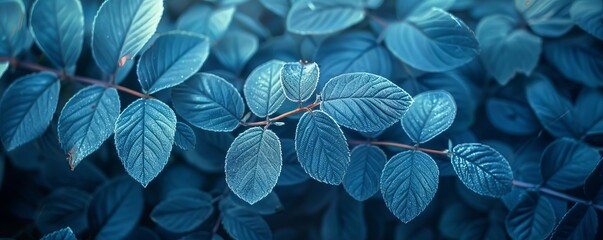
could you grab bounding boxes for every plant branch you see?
[0,57,149,99]
[241,101,321,127]
[512,180,603,212]
[349,140,450,156]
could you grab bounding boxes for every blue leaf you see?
[0,72,60,151]
[150,196,213,233]
[36,188,90,235]
[320,72,413,132]
[286,0,365,35]
[571,0,603,40]
[540,139,600,190]
[486,98,539,136]
[343,144,386,201]
[550,204,597,240]
[544,35,603,87]
[221,208,272,240]
[0,61,8,77]
[526,74,578,138]
[229,191,283,215]
[0,0,30,57]
[41,227,77,240]
[91,0,163,74]
[384,8,479,72]
[226,127,282,204]
[137,32,210,94]
[315,31,392,89]
[395,0,455,19]
[574,89,603,137]
[174,122,196,151]
[30,0,84,72]
[176,4,235,41]
[244,60,287,118]
[450,143,513,197]
[213,30,258,73]
[569,206,598,240]
[402,90,456,144]
[277,138,310,186]
[515,0,573,37]
[172,73,245,132]
[321,193,367,240]
[58,86,120,169]
[380,150,439,223]
[88,177,144,240]
[476,14,542,85]
[281,61,319,102]
[506,192,556,240]
[114,98,177,187]
[295,110,350,185]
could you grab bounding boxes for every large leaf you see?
[0,72,60,151]
[281,61,319,102]
[213,30,258,73]
[515,0,573,37]
[41,227,77,240]
[226,127,282,204]
[321,193,367,239]
[114,98,177,187]
[172,73,244,132]
[544,35,603,87]
[0,0,30,57]
[296,110,350,185]
[91,0,163,74]
[402,90,456,143]
[221,208,272,240]
[36,188,91,235]
[244,60,286,118]
[526,74,578,138]
[176,4,235,41]
[506,192,556,240]
[320,72,412,132]
[286,0,365,35]
[174,122,196,151]
[380,150,439,223]
[30,0,83,72]
[58,86,120,169]
[540,138,600,190]
[150,196,213,233]
[571,0,603,40]
[315,31,392,89]
[88,177,144,240]
[343,144,386,201]
[137,32,210,94]
[476,14,541,85]
[450,143,513,197]
[384,8,479,72]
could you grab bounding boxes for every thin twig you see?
[241,101,321,127]
[349,140,450,156]
[513,180,603,212]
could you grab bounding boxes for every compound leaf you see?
[476,14,541,85]
[30,0,83,72]
[384,8,479,72]
[244,60,286,118]
[321,72,412,132]
[221,208,272,240]
[137,32,210,94]
[91,0,163,74]
[88,177,144,240]
[380,150,439,223]
[296,110,350,185]
[172,73,244,132]
[226,127,282,205]
[151,196,213,233]
[286,0,365,35]
[343,144,386,201]
[114,98,177,187]
[402,90,456,144]
[281,61,319,102]
[41,227,77,240]
[506,192,556,240]
[58,86,120,169]
[174,122,196,151]
[451,143,513,197]
[540,138,600,190]
[0,72,60,151]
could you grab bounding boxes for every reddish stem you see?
[242,101,321,127]
[349,140,450,156]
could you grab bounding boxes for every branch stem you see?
[348,140,450,156]
[512,180,603,211]
[242,101,321,127]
